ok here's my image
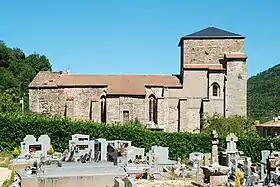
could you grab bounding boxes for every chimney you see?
[274,117,278,122]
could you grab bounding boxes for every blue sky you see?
[1,1,279,78]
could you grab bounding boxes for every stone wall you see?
[106,96,145,124]
[182,70,208,98]
[29,87,106,121]
[29,88,64,116]
[205,71,225,116]
[225,60,247,117]
[182,38,244,65]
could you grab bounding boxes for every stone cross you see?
[226,133,238,153]
[211,130,219,165]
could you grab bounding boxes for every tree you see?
[0,89,21,112]
[248,64,280,122]
[0,68,17,91]
[201,113,257,137]
[25,53,52,73]
[0,41,52,113]
[0,42,10,68]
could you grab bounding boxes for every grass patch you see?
[0,152,12,168]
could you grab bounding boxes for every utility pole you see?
[20,93,25,114]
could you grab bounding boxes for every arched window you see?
[149,95,157,124]
[101,96,106,123]
[212,83,220,97]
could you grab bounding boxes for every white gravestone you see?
[226,133,238,153]
[189,152,204,169]
[38,135,51,158]
[126,146,145,163]
[21,135,36,155]
[69,134,94,159]
[151,146,176,165]
[96,138,108,161]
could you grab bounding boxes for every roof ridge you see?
[64,73,178,76]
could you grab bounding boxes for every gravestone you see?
[151,146,176,165]
[69,134,94,160]
[148,150,153,168]
[221,133,252,175]
[265,143,277,185]
[127,176,136,187]
[211,130,219,165]
[222,133,239,169]
[21,135,36,155]
[154,156,159,172]
[204,153,211,166]
[200,130,230,186]
[38,135,51,158]
[95,138,108,161]
[126,146,145,163]
[114,178,124,187]
[113,149,118,166]
[226,133,238,153]
[189,152,204,167]
[260,149,280,181]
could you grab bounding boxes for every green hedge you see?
[0,112,278,162]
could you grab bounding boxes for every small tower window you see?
[212,83,220,97]
[149,95,157,124]
[101,96,106,123]
[123,110,129,123]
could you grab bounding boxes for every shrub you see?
[202,113,257,137]
[0,112,276,162]
[11,147,20,157]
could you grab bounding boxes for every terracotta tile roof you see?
[255,119,280,127]
[183,64,225,70]
[29,72,182,95]
[224,53,247,59]
[28,71,61,88]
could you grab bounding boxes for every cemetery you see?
[5,131,280,187]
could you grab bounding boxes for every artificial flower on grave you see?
[12,147,20,158]
[117,142,127,155]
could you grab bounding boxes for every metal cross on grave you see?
[226,133,238,153]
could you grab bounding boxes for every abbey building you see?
[29,27,247,132]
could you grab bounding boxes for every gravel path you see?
[0,168,10,185]
[135,178,195,187]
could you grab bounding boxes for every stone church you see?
[29,27,247,132]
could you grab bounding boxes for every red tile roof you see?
[183,64,225,70]
[224,53,247,59]
[29,71,182,95]
[255,120,280,127]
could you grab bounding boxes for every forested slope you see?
[248,64,280,122]
[0,41,52,112]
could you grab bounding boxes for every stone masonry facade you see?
[28,27,248,132]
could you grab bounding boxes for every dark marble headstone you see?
[113,150,118,166]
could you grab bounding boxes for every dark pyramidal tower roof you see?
[178,26,245,46]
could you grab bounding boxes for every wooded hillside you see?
[0,41,52,112]
[247,64,280,122]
